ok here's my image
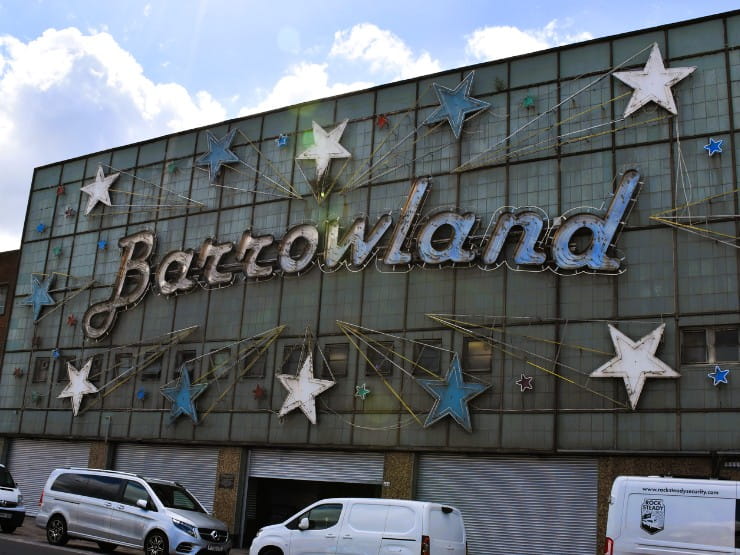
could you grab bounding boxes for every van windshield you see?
[147,481,205,513]
[0,468,15,488]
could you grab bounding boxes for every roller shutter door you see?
[248,449,384,483]
[417,454,598,555]
[114,443,219,512]
[7,439,91,516]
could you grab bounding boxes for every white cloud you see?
[329,23,440,80]
[0,27,228,251]
[466,19,593,62]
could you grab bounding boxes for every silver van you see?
[36,467,231,554]
[0,463,25,533]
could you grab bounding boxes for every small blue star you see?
[160,366,208,424]
[51,348,61,359]
[276,134,289,147]
[36,223,47,233]
[22,275,56,321]
[424,72,491,139]
[97,239,108,250]
[195,129,240,183]
[704,138,723,156]
[708,365,730,386]
[418,355,489,432]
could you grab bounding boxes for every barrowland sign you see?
[82,170,641,339]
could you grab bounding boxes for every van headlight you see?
[17,494,22,505]
[172,518,198,538]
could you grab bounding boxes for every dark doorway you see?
[242,477,381,547]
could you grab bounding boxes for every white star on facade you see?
[58,358,99,416]
[296,120,351,181]
[277,352,335,424]
[613,43,696,118]
[80,165,120,215]
[589,324,680,409]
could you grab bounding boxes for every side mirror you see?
[136,499,148,510]
[298,517,309,531]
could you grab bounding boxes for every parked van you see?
[605,475,738,554]
[0,463,25,533]
[248,497,466,555]
[36,467,231,554]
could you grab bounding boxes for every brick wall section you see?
[383,451,414,500]
[0,250,20,370]
[213,446,242,535]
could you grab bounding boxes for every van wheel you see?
[0,523,16,533]
[97,540,117,552]
[261,548,283,555]
[144,530,168,555]
[46,515,69,546]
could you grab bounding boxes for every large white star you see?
[296,120,351,181]
[58,358,99,416]
[277,352,335,424]
[80,165,120,215]
[613,43,695,118]
[589,324,680,409]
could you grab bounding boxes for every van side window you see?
[51,473,84,494]
[86,475,124,502]
[122,480,153,510]
[289,503,342,530]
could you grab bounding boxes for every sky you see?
[0,0,737,251]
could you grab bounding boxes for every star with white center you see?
[296,120,351,182]
[80,165,120,215]
[589,324,680,409]
[58,358,99,416]
[277,352,335,424]
[613,43,696,118]
[424,72,491,139]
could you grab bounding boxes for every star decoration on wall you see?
[277,351,335,424]
[97,239,108,250]
[80,165,120,216]
[708,365,730,386]
[355,383,371,400]
[56,185,65,196]
[195,129,240,183]
[704,138,723,156]
[376,114,389,129]
[418,355,489,432]
[612,43,696,118]
[52,246,62,257]
[295,120,351,182]
[22,274,56,321]
[275,134,289,147]
[516,373,534,392]
[66,314,77,327]
[160,366,208,425]
[589,324,680,409]
[64,207,76,218]
[36,223,47,233]
[52,348,61,359]
[424,72,491,139]
[252,384,266,400]
[58,358,99,416]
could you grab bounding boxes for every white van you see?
[604,475,739,554]
[248,497,466,555]
[0,463,25,533]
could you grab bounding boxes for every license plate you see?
[207,544,226,552]
[0,513,10,519]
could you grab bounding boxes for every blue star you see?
[424,72,491,139]
[160,366,208,424]
[276,134,289,147]
[22,275,56,321]
[195,129,240,183]
[418,355,489,432]
[708,365,730,386]
[97,239,108,250]
[36,223,47,233]
[704,138,723,156]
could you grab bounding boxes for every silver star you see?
[277,351,334,424]
[296,120,351,181]
[613,43,695,118]
[589,324,680,409]
[80,165,120,215]
[58,358,99,416]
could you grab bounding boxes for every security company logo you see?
[641,498,665,534]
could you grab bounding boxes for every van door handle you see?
[325,533,337,538]
[116,505,125,510]
[342,534,352,539]
[104,502,113,508]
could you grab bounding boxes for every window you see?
[413,340,442,374]
[280,345,304,374]
[241,347,266,378]
[141,354,163,381]
[288,503,342,530]
[56,356,76,383]
[463,339,492,373]
[322,343,348,378]
[122,480,151,508]
[32,357,50,383]
[174,349,197,379]
[681,327,739,364]
[86,474,123,501]
[210,348,231,380]
[0,284,7,315]
[366,341,394,376]
[113,353,134,379]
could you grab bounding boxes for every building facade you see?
[2,10,739,554]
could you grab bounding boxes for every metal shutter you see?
[249,449,384,484]
[417,454,598,555]
[114,443,219,512]
[7,439,92,516]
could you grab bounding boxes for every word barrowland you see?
[83,171,641,339]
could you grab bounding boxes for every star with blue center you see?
[704,138,723,157]
[160,366,208,425]
[195,129,240,183]
[418,355,489,432]
[708,365,730,386]
[424,72,491,139]
[22,274,56,321]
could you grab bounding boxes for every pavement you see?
[9,517,250,554]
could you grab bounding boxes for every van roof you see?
[61,467,180,486]
[310,497,459,511]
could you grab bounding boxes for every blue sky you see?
[0,0,737,250]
